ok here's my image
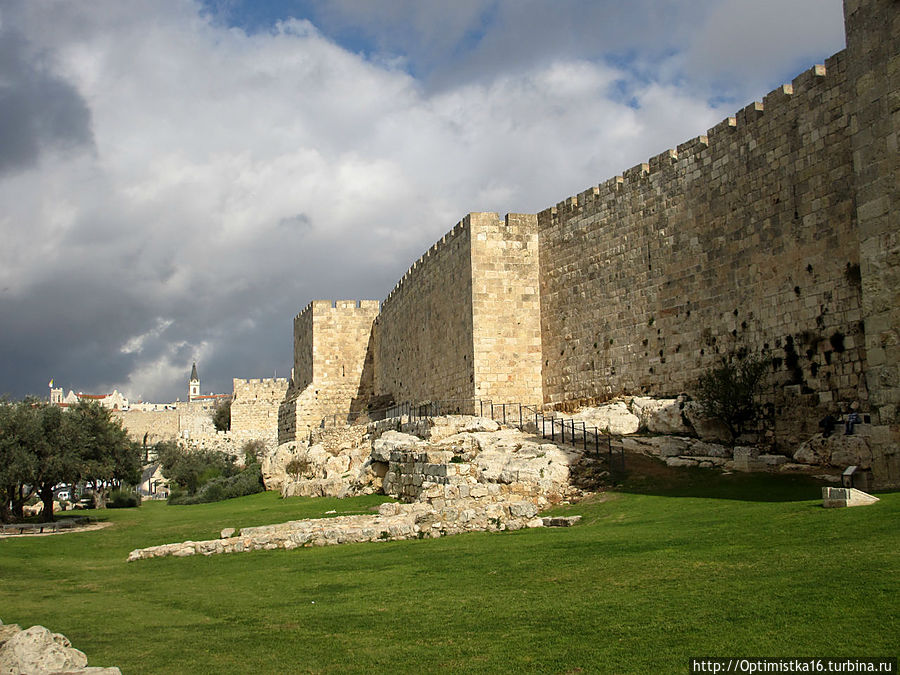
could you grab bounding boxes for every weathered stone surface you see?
[0,625,88,674]
[405,415,501,442]
[541,516,582,527]
[822,487,880,508]
[261,440,307,491]
[569,402,640,436]
[622,435,731,460]
[682,402,733,443]
[630,397,691,434]
[371,431,422,462]
[793,434,874,469]
[220,528,235,539]
[733,447,766,472]
[128,498,545,562]
[0,623,121,675]
[665,457,698,468]
[0,623,21,649]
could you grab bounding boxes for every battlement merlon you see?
[232,377,290,388]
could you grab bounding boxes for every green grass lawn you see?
[1,470,897,674]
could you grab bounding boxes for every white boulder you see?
[630,397,691,434]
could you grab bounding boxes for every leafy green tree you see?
[0,399,39,521]
[695,352,770,439]
[33,404,83,521]
[68,401,141,510]
[0,399,141,522]
[212,399,231,432]
[157,443,237,496]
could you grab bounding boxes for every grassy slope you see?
[0,471,897,674]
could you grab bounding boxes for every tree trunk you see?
[11,484,29,520]
[40,484,55,523]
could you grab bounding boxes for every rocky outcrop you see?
[794,433,874,469]
[559,396,732,443]
[128,415,590,562]
[630,397,692,434]
[0,620,120,674]
[568,402,640,435]
[276,417,580,506]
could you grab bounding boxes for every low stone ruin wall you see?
[127,498,544,561]
[0,619,120,674]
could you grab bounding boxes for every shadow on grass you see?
[600,452,833,502]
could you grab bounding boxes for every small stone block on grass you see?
[541,516,582,527]
[821,487,880,508]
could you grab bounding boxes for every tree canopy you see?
[0,399,141,522]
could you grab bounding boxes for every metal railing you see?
[318,397,625,471]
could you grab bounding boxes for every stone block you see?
[821,487,880,507]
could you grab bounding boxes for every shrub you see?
[107,489,141,509]
[695,352,770,439]
[241,439,267,467]
[285,458,309,482]
[167,463,264,505]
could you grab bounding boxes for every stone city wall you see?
[375,216,476,408]
[538,53,865,451]
[470,212,543,405]
[279,300,379,443]
[231,377,289,441]
[175,400,220,437]
[374,212,544,408]
[267,0,897,484]
[113,409,179,445]
[842,0,899,483]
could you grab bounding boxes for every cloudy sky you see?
[0,0,845,402]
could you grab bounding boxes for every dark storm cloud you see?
[0,24,94,175]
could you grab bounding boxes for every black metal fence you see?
[318,397,625,471]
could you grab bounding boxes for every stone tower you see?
[189,363,200,401]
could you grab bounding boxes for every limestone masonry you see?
[270,0,898,487]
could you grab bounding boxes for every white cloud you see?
[0,0,846,401]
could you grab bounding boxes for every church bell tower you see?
[189,362,200,401]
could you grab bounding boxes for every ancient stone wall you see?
[843,0,900,484]
[470,212,543,404]
[274,0,896,484]
[537,53,867,450]
[279,300,379,442]
[231,377,288,441]
[292,304,314,391]
[375,216,476,407]
[113,409,179,445]
[374,212,543,408]
[175,400,219,438]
